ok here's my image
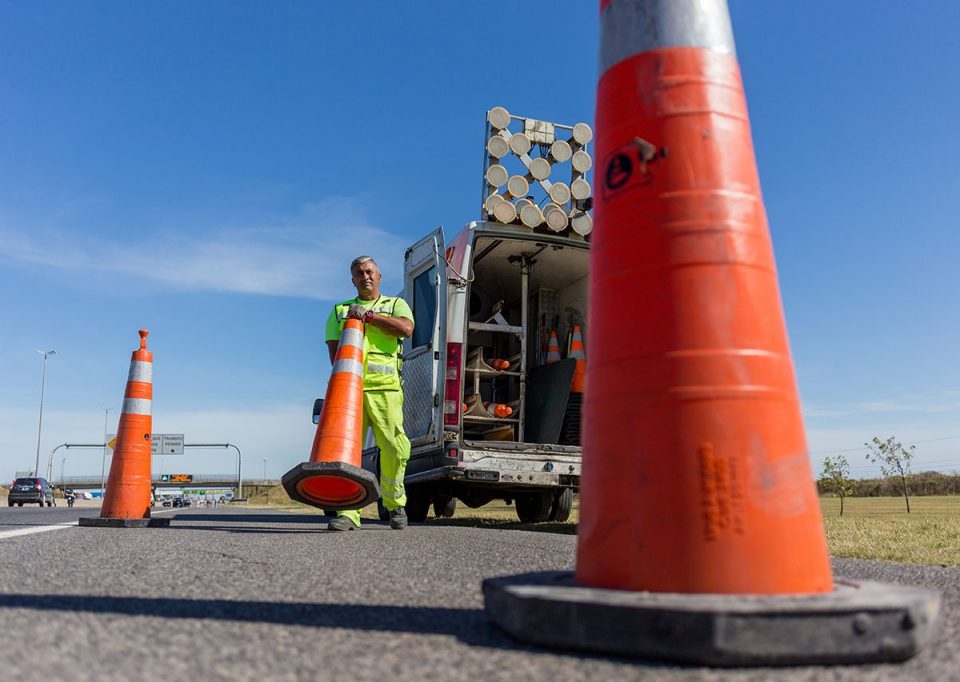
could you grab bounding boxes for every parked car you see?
[8,477,55,507]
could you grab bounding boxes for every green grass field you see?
[242,488,960,566]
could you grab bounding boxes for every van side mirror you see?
[312,398,324,424]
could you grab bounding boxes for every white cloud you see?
[802,392,960,419]
[0,198,407,299]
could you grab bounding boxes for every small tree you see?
[819,455,854,516]
[865,436,915,513]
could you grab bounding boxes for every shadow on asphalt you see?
[160,513,576,535]
[0,593,600,658]
[169,513,324,524]
[430,518,577,535]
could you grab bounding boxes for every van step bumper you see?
[405,466,577,488]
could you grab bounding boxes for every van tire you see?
[548,488,573,522]
[516,491,552,523]
[406,489,432,523]
[433,496,456,518]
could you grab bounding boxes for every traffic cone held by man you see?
[80,330,169,528]
[483,0,941,665]
[283,317,380,510]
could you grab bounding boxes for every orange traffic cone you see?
[484,402,513,418]
[545,330,561,364]
[484,0,940,665]
[568,325,585,393]
[283,317,380,510]
[80,330,168,528]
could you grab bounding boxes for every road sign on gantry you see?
[150,434,185,455]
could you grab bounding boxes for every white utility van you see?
[359,218,589,523]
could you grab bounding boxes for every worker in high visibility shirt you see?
[325,255,414,531]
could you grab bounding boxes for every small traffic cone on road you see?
[545,330,561,364]
[283,318,380,510]
[80,330,169,528]
[484,0,941,666]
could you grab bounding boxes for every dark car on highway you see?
[8,477,55,507]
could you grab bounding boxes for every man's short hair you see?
[350,255,377,273]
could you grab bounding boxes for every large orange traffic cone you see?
[545,330,561,364]
[484,0,940,665]
[568,325,585,393]
[283,318,380,510]
[80,330,168,528]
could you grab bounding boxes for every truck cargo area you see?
[464,234,589,448]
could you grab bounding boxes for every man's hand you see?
[347,304,368,320]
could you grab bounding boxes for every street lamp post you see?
[100,407,113,499]
[34,349,56,477]
[263,457,267,481]
[60,455,66,484]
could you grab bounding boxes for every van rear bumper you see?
[405,463,579,489]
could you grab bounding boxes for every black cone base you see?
[282,461,380,511]
[483,571,942,666]
[79,517,171,528]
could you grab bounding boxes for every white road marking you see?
[0,522,77,541]
[0,507,178,541]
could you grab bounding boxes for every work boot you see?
[389,507,408,530]
[327,515,359,531]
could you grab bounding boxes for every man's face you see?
[351,261,382,296]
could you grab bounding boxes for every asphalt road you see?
[0,505,955,681]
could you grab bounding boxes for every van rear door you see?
[402,227,447,452]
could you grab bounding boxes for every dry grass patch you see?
[820,496,960,566]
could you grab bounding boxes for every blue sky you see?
[1,1,959,482]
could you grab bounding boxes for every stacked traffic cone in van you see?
[545,330,561,364]
[283,318,380,510]
[558,325,585,445]
[80,330,169,528]
[484,0,941,666]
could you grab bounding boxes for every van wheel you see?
[433,496,456,518]
[17,503,23,507]
[516,491,552,523]
[548,488,573,522]
[405,490,432,523]
[6,500,11,507]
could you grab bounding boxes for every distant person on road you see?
[324,255,414,531]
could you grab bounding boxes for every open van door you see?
[402,227,447,452]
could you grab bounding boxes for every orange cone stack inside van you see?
[546,330,561,364]
[80,330,169,528]
[282,317,380,510]
[568,325,586,394]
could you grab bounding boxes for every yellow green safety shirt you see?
[325,295,414,391]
